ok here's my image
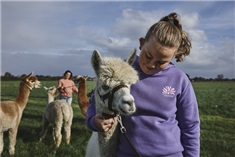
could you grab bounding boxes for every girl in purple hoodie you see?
[86,12,200,157]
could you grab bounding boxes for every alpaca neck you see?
[77,79,88,104]
[77,79,89,116]
[95,91,119,156]
[15,82,31,109]
[78,80,87,98]
[47,95,55,104]
[95,94,118,137]
[98,118,118,157]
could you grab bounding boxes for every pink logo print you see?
[162,86,176,97]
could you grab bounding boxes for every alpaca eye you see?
[102,85,109,90]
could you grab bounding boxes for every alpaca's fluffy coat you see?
[0,73,41,155]
[39,86,73,148]
[86,49,139,157]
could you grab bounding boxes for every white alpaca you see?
[0,72,41,155]
[39,86,73,148]
[86,49,139,157]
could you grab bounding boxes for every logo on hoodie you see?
[162,86,176,97]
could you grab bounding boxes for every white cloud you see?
[113,9,165,39]
[181,12,199,29]
[189,29,208,42]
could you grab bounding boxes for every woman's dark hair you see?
[63,70,73,79]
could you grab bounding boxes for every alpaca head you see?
[91,49,139,115]
[44,86,58,104]
[44,86,57,97]
[22,72,41,90]
[76,75,88,83]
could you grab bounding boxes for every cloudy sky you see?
[1,0,234,78]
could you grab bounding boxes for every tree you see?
[217,74,224,80]
[4,72,14,78]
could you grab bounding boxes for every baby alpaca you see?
[39,86,73,148]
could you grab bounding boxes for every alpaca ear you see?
[44,86,48,91]
[125,49,136,65]
[91,49,102,76]
[27,72,33,77]
[24,72,33,81]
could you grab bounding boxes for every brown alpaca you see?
[77,76,89,116]
[0,72,41,155]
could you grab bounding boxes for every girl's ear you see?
[139,37,145,50]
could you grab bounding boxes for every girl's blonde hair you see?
[145,12,191,62]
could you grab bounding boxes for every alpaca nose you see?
[127,104,136,113]
[122,94,134,103]
[122,99,134,107]
[122,96,135,111]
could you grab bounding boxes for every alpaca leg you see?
[39,117,50,141]
[8,128,18,155]
[53,124,62,148]
[64,108,73,145]
[0,132,3,155]
[63,121,71,145]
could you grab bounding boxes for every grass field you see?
[1,81,235,157]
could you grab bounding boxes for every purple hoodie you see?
[86,56,200,157]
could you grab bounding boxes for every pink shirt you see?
[57,78,77,97]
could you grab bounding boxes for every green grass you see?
[1,81,235,157]
[193,82,235,118]
[1,80,95,157]
[192,82,235,157]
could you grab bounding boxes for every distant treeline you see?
[191,77,235,82]
[1,72,95,81]
[0,72,234,81]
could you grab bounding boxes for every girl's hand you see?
[58,86,64,92]
[94,114,115,132]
